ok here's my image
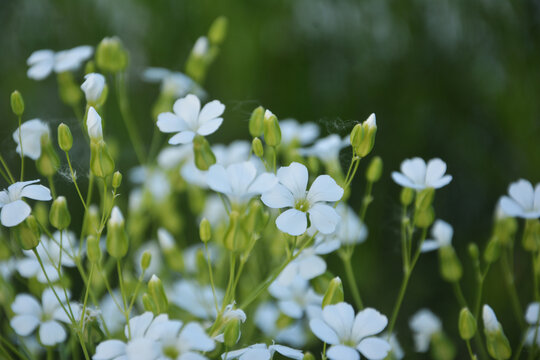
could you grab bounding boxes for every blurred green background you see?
[1,0,540,357]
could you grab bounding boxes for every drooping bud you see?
[106,206,128,258]
[249,106,265,137]
[16,215,40,250]
[199,218,212,243]
[353,113,377,157]
[49,196,71,230]
[81,73,106,105]
[458,307,476,340]
[141,251,152,271]
[400,187,414,206]
[148,275,168,314]
[86,235,102,263]
[193,135,216,170]
[322,277,344,308]
[482,305,511,360]
[252,137,264,158]
[208,16,228,46]
[366,156,383,183]
[95,37,128,73]
[112,171,122,189]
[263,110,281,147]
[11,90,24,116]
[57,123,73,152]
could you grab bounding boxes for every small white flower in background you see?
[207,161,277,206]
[27,45,93,80]
[275,240,333,285]
[280,119,320,146]
[0,258,17,280]
[269,275,323,319]
[87,106,104,140]
[391,157,452,190]
[169,279,224,320]
[129,166,171,202]
[182,243,219,274]
[213,141,252,165]
[142,67,205,98]
[254,302,308,347]
[314,204,368,249]
[157,94,225,144]
[0,180,52,227]
[201,195,229,227]
[482,304,502,333]
[499,179,540,219]
[12,119,50,160]
[299,134,349,164]
[17,231,78,283]
[223,343,303,360]
[261,162,344,236]
[214,304,247,343]
[409,309,442,352]
[309,302,391,360]
[192,36,209,57]
[99,291,126,335]
[421,219,453,252]
[525,302,540,346]
[384,333,405,360]
[157,144,193,170]
[10,288,71,346]
[81,73,106,104]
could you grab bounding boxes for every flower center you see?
[162,345,179,359]
[294,198,310,212]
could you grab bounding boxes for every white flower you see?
[87,106,103,140]
[157,145,193,170]
[254,302,308,347]
[12,119,50,160]
[10,288,71,346]
[130,167,171,202]
[169,280,223,320]
[525,302,540,346]
[81,73,106,104]
[409,309,442,352]
[99,291,126,335]
[421,219,453,252]
[275,241,334,285]
[391,158,452,190]
[208,161,277,205]
[261,162,344,236]
[223,343,303,360]
[280,119,320,146]
[0,180,52,227]
[157,94,225,144]
[309,302,391,360]
[17,231,78,283]
[269,276,323,319]
[482,304,501,333]
[385,333,404,360]
[314,204,368,249]
[499,179,540,219]
[143,67,204,98]
[213,141,252,165]
[299,134,349,164]
[27,46,93,80]
[193,36,209,56]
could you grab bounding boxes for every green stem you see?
[359,180,373,221]
[342,253,364,309]
[465,339,476,360]
[17,115,24,181]
[117,260,132,339]
[387,271,410,336]
[79,264,94,330]
[48,175,56,198]
[452,281,468,308]
[500,249,525,328]
[65,152,88,211]
[0,154,15,183]
[205,243,220,313]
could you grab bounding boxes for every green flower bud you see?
[492,216,517,246]
[400,187,414,206]
[415,206,435,228]
[322,277,344,308]
[193,135,216,171]
[112,171,122,189]
[458,308,477,340]
[483,239,501,264]
[468,243,479,262]
[83,205,100,237]
[484,317,512,360]
[86,235,102,263]
[208,16,228,45]
[263,110,281,147]
[199,218,212,243]
[33,202,49,228]
[303,353,316,360]
[96,37,128,73]
[223,319,241,347]
[49,196,71,230]
[249,106,265,137]
[430,332,456,360]
[141,251,152,271]
[438,245,462,282]
[57,72,82,107]
[366,156,383,183]
[85,60,96,74]
[148,275,168,314]
[90,140,115,178]
[36,134,60,176]
[17,215,40,250]
[11,90,24,116]
[142,293,157,314]
[106,207,128,258]
[57,123,73,152]
[224,211,243,251]
[350,123,365,151]
[353,113,377,157]
[415,187,435,211]
[523,219,540,252]
[244,201,266,235]
[157,228,184,272]
[252,137,264,158]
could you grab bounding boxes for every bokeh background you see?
[1,0,540,357]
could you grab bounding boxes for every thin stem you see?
[65,152,88,211]
[0,165,10,184]
[359,180,373,221]
[0,154,15,183]
[205,243,220,313]
[452,281,468,308]
[117,260,132,339]
[500,249,525,328]
[0,334,26,360]
[17,115,24,181]
[127,271,146,314]
[465,339,476,360]
[79,263,94,330]
[387,271,410,336]
[48,175,56,198]
[342,253,364,309]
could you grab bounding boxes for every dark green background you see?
[1,0,539,357]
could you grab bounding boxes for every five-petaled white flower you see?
[409,309,442,353]
[222,343,303,360]
[143,67,204,98]
[27,46,93,80]
[525,302,540,347]
[421,219,453,252]
[0,180,52,227]
[499,179,540,219]
[269,275,323,319]
[309,302,391,360]
[12,119,51,160]
[261,162,344,236]
[391,158,452,190]
[169,280,224,320]
[81,73,106,104]
[299,134,349,164]
[280,119,320,146]
[10,288,71,346]
[157,94,225,144]
[207,161,277,206]
[313,204,368,250]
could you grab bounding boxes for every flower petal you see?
[10,315,40,336]
[197,118,223,136]
[279,300,304,319]
[157,112,188,133]
[270,344,304,359]
[1,200,31,227]
[351,308,388,342]
[509,179,534,210]
[322,302,355,340]
[327,345,359,360]
[199,100,225,124]
[425,158,447,185]
[94,340,127,360]
[420,240,440,252]
[179,322,215,352]
[276,209,307,236]
[248,173,278,195]
[277,162,308,199]
[308,204,340,234]
[298,254,326,280]
[20,184,52,201]
[500,196,523,217]
[357,337,391,360]
[226,162,257,196]
[27,59,54,80]
[174,94,201,129]
[207,164,232,194]
[12,294,42,317]
[127,312,154,339]
[169,131,196,145]
[400,158,426,186]
[309,318,340,344]
[261,184,294,208]
[39,320,66,346]
[307,175,344,204]
[430,175,452,189]
[391,172,419,189]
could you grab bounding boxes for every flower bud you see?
[87,107,103,140]
[353,113,377,157]
[458,307,477,340]
[303,353,316,360]
[57,72,82,106]
[17,215,40,250]
[322,277,344,308]
[90,140,115,178]
[430,332,456,360]
[224,211,241,251]
[142,293,157,314]
[415,187,435,211]
[350,123,365,151]
[223,319,241,347]
[523,219,540,252]
[141,251,152,271]
[185,37,209,82]
[112,171,122,189]
[36,134,60,177]
[81,73,106,105]
[252,137,264,158]
[96,37,128,73]
[106,206,128,258]
[193,135,216,171]
[86,235,102,263]
[57,123,73,152]
[366,156,383,183]
[483,305,511,360]
[208,16,228,45]
[157,228,184,272]
[249,106,265,137]
[492,216,517,247]
[415,206,435,228]
[468,243,479,261]
[83,205,100,237]
[148,275,168,314]
[33,202,49,229]
[244,201,266,235]
[438,245,462,282]
[199,218,212,243]
[400,187,414,206]
[49,196,71,230]
[483,239,501,264]
[85,60,96,74]
[11,90,24,116]
[263,110,281,147]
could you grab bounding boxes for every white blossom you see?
[299,134,349,164]
[12,119,50,160]
[192,36,209,57]
[409,309,442,352]
[280,119,320,146]
[421,219,453,252]
[87,106,103,140]
[275,241,334,285]
[254,302,308,347]
[169,280,223,320]
[391,157,452,190]
[27,46,93,80]
[143,67,204,98]
[0,180,52,227]
[482,304,501,333]
[223,343,303,360]
[269,276,323,319]
[81,73,106,104]
[499,179,540,219]
[525,302,540,347]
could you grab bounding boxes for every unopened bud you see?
[57,123,73,152]
[523,219,540,252]
[350,124,364,151]
[415,187,435,211]
[483,239,501,264]
[90,140,115,178]
[112,171,122,189]
[224,211,241,251]
[148,275,168,314]
[142,293,157,314]
[322,277,344,308]
[244,201,265,234]
[49,196,71,230]
[208,16,228,45]
[353,113,377,157]
[483,305,512,360]
[400,188,414,206]
[193,135,216,171]
[415,206,435,228]
[57,72,82,106]
[106,207,128,258]
[252,137,264,158]
[249,106,265,137]
[458,307,476,340]
[81,73,106,105]
[263,110,281,147]
[86,235,102,263]
[366,156,383,183]
[96,37,128,73]
[199,218,212,242]
[141,251,152,271]
[83,205,100,237]
[438,245,462,282]
[36,135,60,176]
[468,243,479,261]
[223,319,241,347]
[11,90,24,116]
[17,215,40,250]
[303,353,316,360]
